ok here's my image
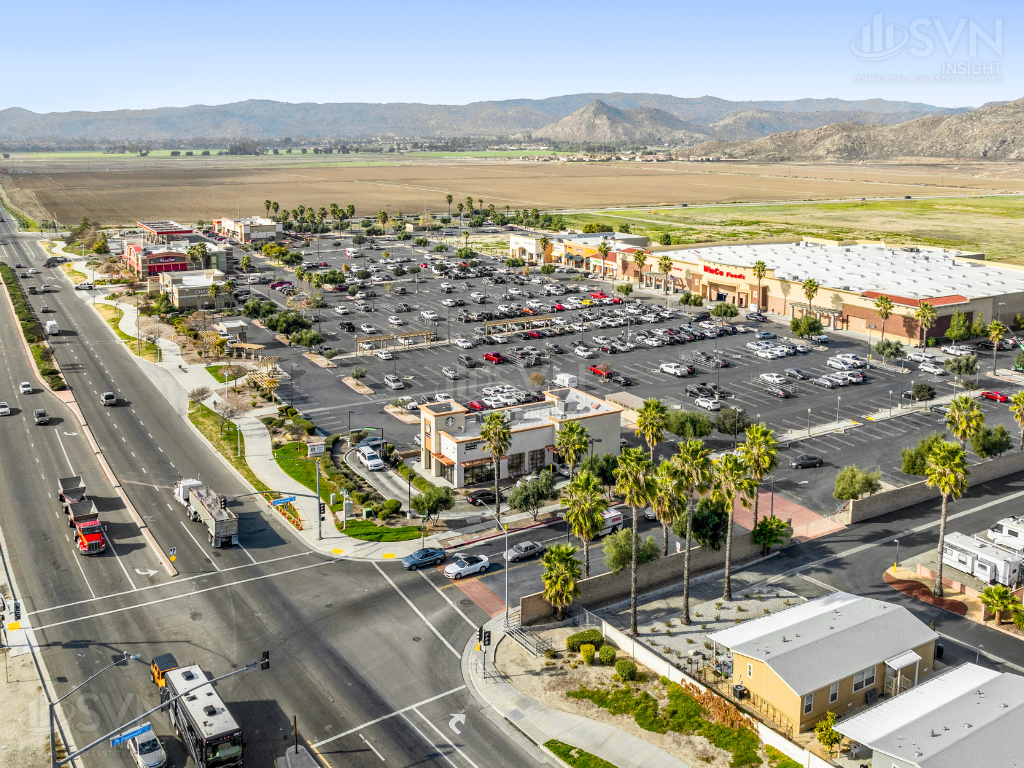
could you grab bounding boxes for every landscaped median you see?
[0,264,66,391]
[95,302,160,361]
[544,740,618,768]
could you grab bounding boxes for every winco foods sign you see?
[703,265,746,280]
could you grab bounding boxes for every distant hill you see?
[691,97,1024,160]
[533,101,710,144]
[0,93,972,145]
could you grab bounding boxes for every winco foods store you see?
[659,239,1024,344]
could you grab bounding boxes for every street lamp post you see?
[836,395,841,424]
[894,538,899,569]
[807,408,812,437]
[733,408,744,449]
[865,324,877,358]
[50,652,141,768]
[482,502,510,622]
[977,643,984,663]
[889,390,893,417]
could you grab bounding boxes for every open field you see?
[563,194,1024,264]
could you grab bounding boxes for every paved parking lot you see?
[229,234,1023,514]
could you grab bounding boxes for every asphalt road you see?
[0,219,545,768]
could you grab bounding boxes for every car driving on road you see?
[504,541,545,562]
[401,547,446,570]
[444,555,489,579]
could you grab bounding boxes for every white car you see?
[376,349,393,360]
[434,393,454,403]
[360,323,377,334]
[18,381,32,394]
[574,346,596,359]
[822,373,849,387]
[443,554,490,579]
[388,316,403,326]
[334,306,351,315]
[660,363,686,377]
[907,351,934,363]
[421,310,439,321]
[483,384,514,396]
[441,298,459,307]
[835,354,866,368]
[357,447,385,470]
[592,336,612,346]
[759,373,787,385]
[919,361,946,375]
[396,396,419,411]
[126,724,166,768]
[643,337,665,347]
[482,396,504,408]
[746,341,769,351]
[498,393,519,406]
[755,349,776,360]
[454,338,474,349]
[695,397,721,411]
[827,358,854,370]
[0,402,9,416]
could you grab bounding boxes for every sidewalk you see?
[464,615,692,768]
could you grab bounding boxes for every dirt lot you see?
[5,158,1024,228]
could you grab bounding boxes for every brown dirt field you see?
[5,158,1024,227]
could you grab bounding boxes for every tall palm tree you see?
[1010,392,1024,451]
[329,203,340,228]
[445,194,453,217]
[541,544,582,620]
[207,282,221,310]
[310,272,324,296]
[555,420,589,477]
[635,398,667,460]
[945,394,985,450]
[874,295,895,342]
[239,254,252,274]
[271,201,280,218]
[633,249,648,286]
[187,242,208,271]
[377,210,389,231]
[456,202,464,223]
[801,277,820,317]
[671,440,713,625]
[596,241,611,274]
[713,453,757,602]
[652,459,682,555]
[658,254,673,295]
[346,204,355,219]
[539,236,550,264]
[988,320,1008,373]
[737,423,779,527]
[480,411,512,519]
[615,447,655,636]
[264,199,272,218]
[925,441,970,597]
[297,204,306,221]
[295,266,308,291]
[915,301,937,348]
[751,260,767,311]
[466,196,474,214]
[562,470,608,577]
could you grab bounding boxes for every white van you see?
[45,320,60,336]
[598,509,623,537]
[553,373,578,387]
[345,247,359,257]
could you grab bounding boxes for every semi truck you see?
[174,479,238,548]
[58,476,106,555]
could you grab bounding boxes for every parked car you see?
[401,547,446,570]
[759,373,787,385]
[784,368,810,380]
[504,541,545,562]
[764,385,791,398]
[360,323,376,334]
[442,366,459,380]
[384,374,404,389]
[444,555,490,579]
[695,397,721,411]
[659,363,688,377]
[790,454,824,469]
[907,351,934,363]
[376,349,394,360]
[919,362,946,375]
[754,331,776,340]
[811,377,839,389]
[981,390,1010,402]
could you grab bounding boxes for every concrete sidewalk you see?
[464,615,692,768]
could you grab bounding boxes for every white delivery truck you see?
[345,247,359,257]
[45,320,60,335]
[553,373,578,387]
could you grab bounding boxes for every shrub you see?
[599,645,617,665]
[383,498,402,516]
[615,659,638,681]
[566,629,604,652]
[351,367,367,380]
[351,491,367,505]
[580,644,596,665]
[377,507,392,521]
[544,648,558,659]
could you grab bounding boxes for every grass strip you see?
[0,264,66,390]
[764,746,801,768]
[187,404,269,494]
[95,304,159,361]
[544,740,618,768]
[339,519,423,542]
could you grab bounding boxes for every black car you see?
[545,343,564,354]
[765,385,791,398]
[609,373,633,386]
[790,454,823,469]
[401,547,446,571]
[467,489,504,506]
[686,384,715,398]
[457,354,478,368]
[784,368,810,380]
[707,384,732,398]
[340,321,355,332]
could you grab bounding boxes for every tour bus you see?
[163,665,244,767]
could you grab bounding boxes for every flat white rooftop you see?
[671,242,1020,302]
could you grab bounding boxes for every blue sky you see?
[4,0,1017,112]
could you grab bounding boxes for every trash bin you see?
[935,643,944,660]
[733,684,748,700]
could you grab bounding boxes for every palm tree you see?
[294,266,308,292]
[264,199,272,218]
[874,295,895,342]
[480,411,512,519]
[272,201,280,219]
[539,236,550,264]
[456,202,464,223]
[329,203,340,228]
[801,277,820,317]
[465,196,474,214]
[562,470,608,577]
[671,440,713,625]
[652,459,682,555]
[377,210,389,231]
[297,204,306,221]
[207,282,221,310]
[713,453,757,602]
[555,420,589,477]
[945,394,985,450]
[988,320,1008,373]
[614,447,655,636]
[445,194,453,217]
[925,441,970,597]
[979,584,1021,624]
[915,301,937,348]
[751,260,767,311]
[635,398,667,460]
[737,423,779,527]
[596,241,611,274]
[186,242,208,271]
[1010,392,1024,451]
[310,272,324,296]
[633,249,648,286]
[346,204,355,219]
[658,254,673,295]
[541,544,582,620]
[239,254,252,274]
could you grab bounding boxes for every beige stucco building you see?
[213,216,282,243]
[708,591,937,735]
[159,269,235,311]
[418,388,622,487]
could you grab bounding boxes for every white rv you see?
[943,531,1023,587]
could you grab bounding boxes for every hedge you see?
[580,644,596,665]
[566,629,604,652]
[615,659,638,681]
[598,645,617,665]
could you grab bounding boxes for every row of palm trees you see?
[262,201,357,227]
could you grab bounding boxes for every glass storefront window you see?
[528,449,546,473]
[464,463,494,486]
[507,453,526,477]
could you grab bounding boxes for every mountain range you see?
[0,93,970,145]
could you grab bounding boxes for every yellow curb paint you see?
[7,621,20,631]
[331,548,344,555]
[382,553,396,559]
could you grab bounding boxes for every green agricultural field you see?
[563,195,1024,265]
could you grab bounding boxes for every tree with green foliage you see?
[833,464,882,500]
[915,301,937,347]
[578,453,618,498]
[480,411,512,519]
[989,319,1009,372]
[505,256,525,268]
[667,440,714,624]
[944,354,978,387]
[541,264,556,275]
[971,311,987,338]
[945,309,970,341]
[926,441,970,597]
[971,424,1013,459]
[751,515,790,554]
[801,278,820,310]
[602,529,660,574]
[874,295,895,342]
[542,544,582,620]
[946,394,985,450]
[673,496,729,551]
[614,447,656,636]
[635,398,667,460]
[790,316,824,338]
[508,469,557,522]
[632,249,648,285]
[738,423,778,527]
[562,470,609,578]
[980,584,1021,624]
[815,711,843,757]
[410,485,455,527]
[264,310,311,335]
[711,302,739,322]
[187,242,209,270]
[713,453,757,601]
[1010,392,1024,451]
[751,260,767,310]
[289,329,323,349]
[651,459,684,556]
[659,233,672,246]
[665,410,714,439]
[714,407,751,438]
[1014,313,1024,333]
[913,383,936,401]
[555,420,589,477]
[901,431,949,476]
[616,283,633,298]
[874,338,906,363]
[91,234,110,254]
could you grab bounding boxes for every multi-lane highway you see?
[0,218,545,767]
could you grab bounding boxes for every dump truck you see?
[174,478,238,548]
[58,476,105,555]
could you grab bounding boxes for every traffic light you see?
[220,497,227,510]
[13,601,20,621]
[477,626,483,643]
[260,651,270,671]
[483,631,491,647]
[319,502,326,519]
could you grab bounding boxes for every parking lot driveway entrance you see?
[732,489,844,542]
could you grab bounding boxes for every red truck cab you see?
[74,515,106,555]
[59,476,106,555]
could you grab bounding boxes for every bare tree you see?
[187,386,212,413]
[214,402,239,435]
[220,365,248,398]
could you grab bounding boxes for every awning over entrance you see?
[789,301,843,317]
[884,650,921,670]
[431,452,455,466]
[460,457,492,468]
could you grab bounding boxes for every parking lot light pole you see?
[806,408,811,437]
[733,408,744,449]
[348,411,354,445]
[894,538,899,569]
[889,390,893,417]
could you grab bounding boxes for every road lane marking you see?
[359,733,385,762]
[398,712,463,768]
[414,707,480,768]
[72,549,97,599]
[102,534,138,590]
[373,562,459,658]
[312,685,467,748]
[178,520,221,571]
[417,570,476,628]
[236,541,258,564]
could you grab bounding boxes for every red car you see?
[466,400,490,411]
[981,390,1010,402]
[522,307,537,315]
[527,330,542,339]
[590,292,608,299]
[588,364,610,376]
[610,296,623,304]
[483,352,507,364]
[553,303,566,311]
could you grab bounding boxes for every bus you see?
[163,665,244,767]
